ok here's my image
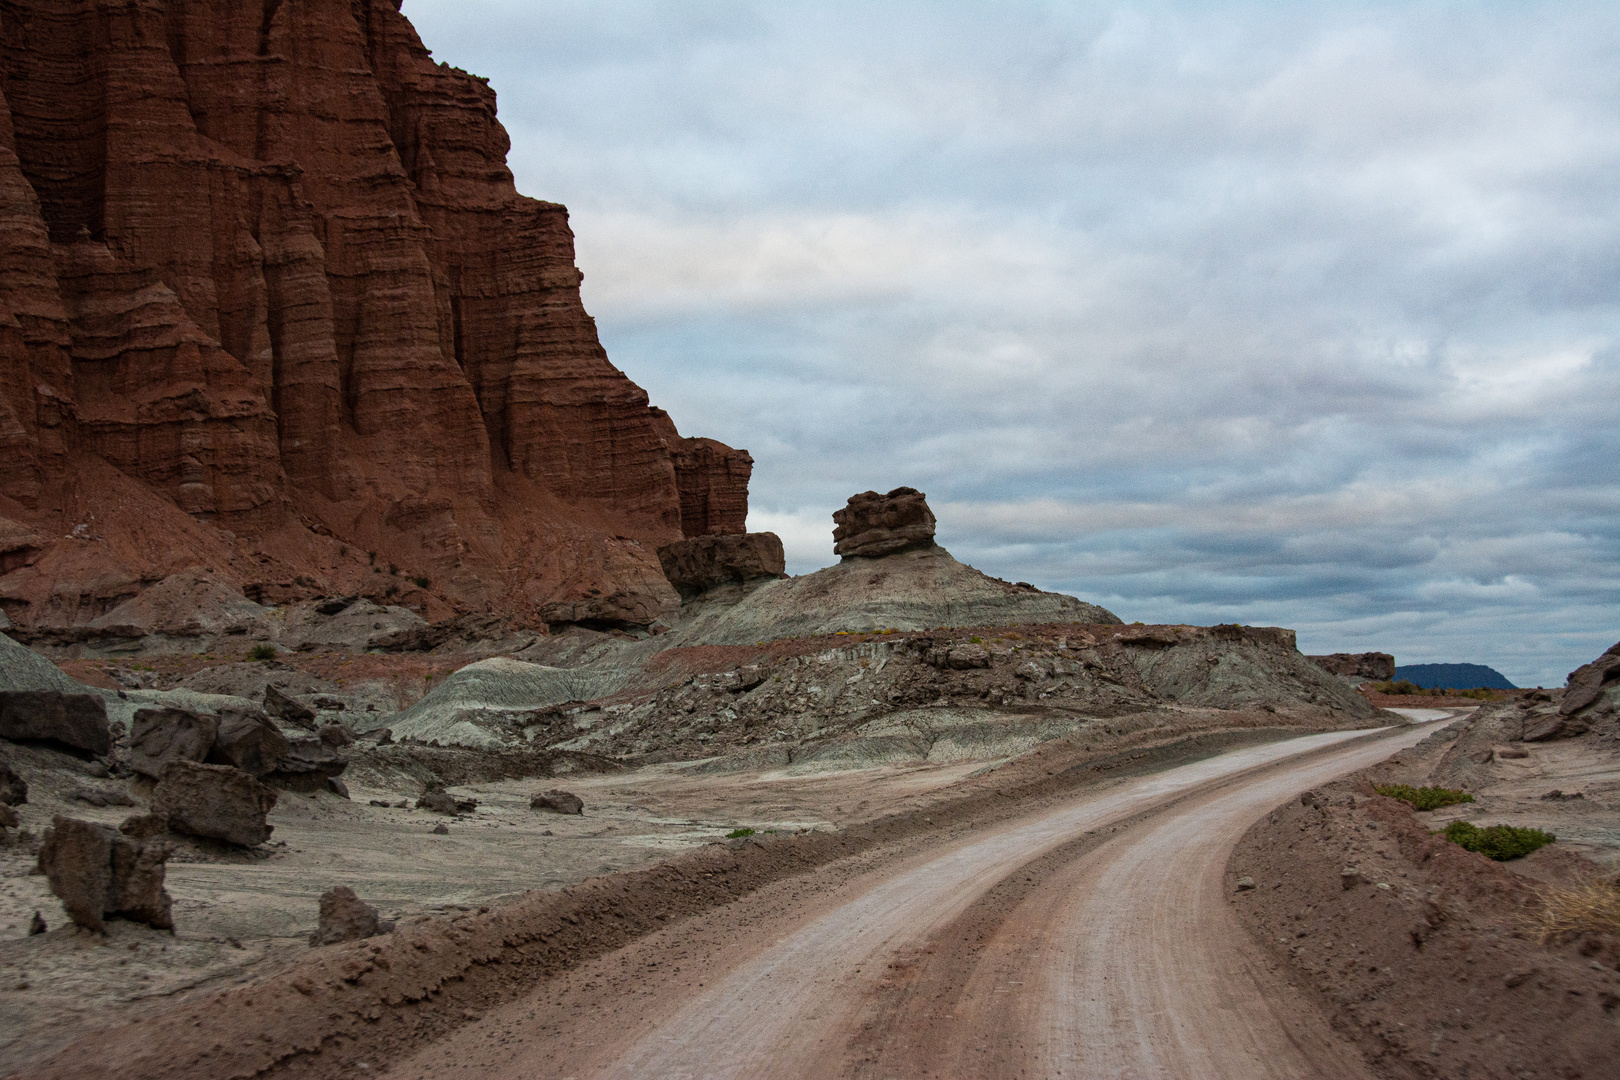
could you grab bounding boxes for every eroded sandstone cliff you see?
[0,0,751,631]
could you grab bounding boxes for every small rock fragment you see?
[0,758,26,805]
[530,790,584,815]
[326,776,350,799]
[0,802,17,829]
[69,786,136,808]
[1235,876,1256,892]
[309,885,394,946]
[1540,789,1585,801]
[1341,867,1362,890]
[432,822,449,835]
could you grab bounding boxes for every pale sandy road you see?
[398,725,1436,1080]
[904,729,1438,1079]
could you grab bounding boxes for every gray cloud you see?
[406,0,1619,687]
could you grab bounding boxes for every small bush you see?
[1376,784,1475,811]
[1441,821,1555,861]
[970,635,983,644]
[1537,877,1620,943]
[412,575,431,589]
[725,827,755,839]
[248,644,277,662]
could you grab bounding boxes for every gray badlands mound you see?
[388,658,631,748]
[669,489,1119,646]
[673,544,1119,646]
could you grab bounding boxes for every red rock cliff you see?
[0,0,750,630]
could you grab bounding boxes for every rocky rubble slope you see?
[0,0,750,635]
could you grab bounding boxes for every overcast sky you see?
[405,1,1618,687]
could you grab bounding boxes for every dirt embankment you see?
[1228,729,1620,1079]
[9,724,1323,1080]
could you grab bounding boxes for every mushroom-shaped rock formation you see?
[833,488,938,558]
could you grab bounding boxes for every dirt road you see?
[383,722,1439,1079]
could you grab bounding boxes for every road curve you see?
[388,724,1438,1080]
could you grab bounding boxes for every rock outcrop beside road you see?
[0,0,749,637]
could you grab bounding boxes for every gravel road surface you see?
[384,722,1440,1079]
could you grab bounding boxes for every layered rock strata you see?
[658,532,785,599]
[0,0,749,632]
[1307,652,1395,681]
[833,487,937,558]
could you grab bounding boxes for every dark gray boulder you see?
[152,760,277,847]
[129,707,218,779]
[0,691,110,755]
[308,885,393,946]
[530,789,584,815]
[36,815,173,931]
[264,684,316,729]
[205,706,291,777]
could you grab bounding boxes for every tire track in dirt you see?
[877,731,1442,1078]
[389,724,1436,1079]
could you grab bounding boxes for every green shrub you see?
[1376,784,1475,811]
[725,827,755,839]
[248,644,277,662]
[1441,821,1555,861]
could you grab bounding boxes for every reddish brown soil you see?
[1229,763,1620,1078]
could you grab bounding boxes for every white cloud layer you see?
[405,0,1619,687]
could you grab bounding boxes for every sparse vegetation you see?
[1440,821,1555,860]
[725,827,755,839]
[248,644,277,662]
[412,575,431,589]
[1536,876,1620,943]
[970,635,983,644]
[1376,784,1475,811]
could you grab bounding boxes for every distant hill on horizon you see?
[1394,663,1517,690]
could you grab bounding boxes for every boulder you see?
[1559,641,1620,716]
[417,781,477,815]
[318,722,353,749]
[0,757,25,805]
[309,885,393,946]
[832,487,937,559]
[152,761,277,847]
[36,815,173,931]
[657,533,786,599]
[530,789,584,815]
[0,691,111,755]
[129,707,219,779]
[205,706,291,777]
[0,803,16,829]
[947,644,991,670]
[264,684,317,729]
[264,736,348,792]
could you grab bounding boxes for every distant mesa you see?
[833,488,938,559]
[1394,663,1517,690]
